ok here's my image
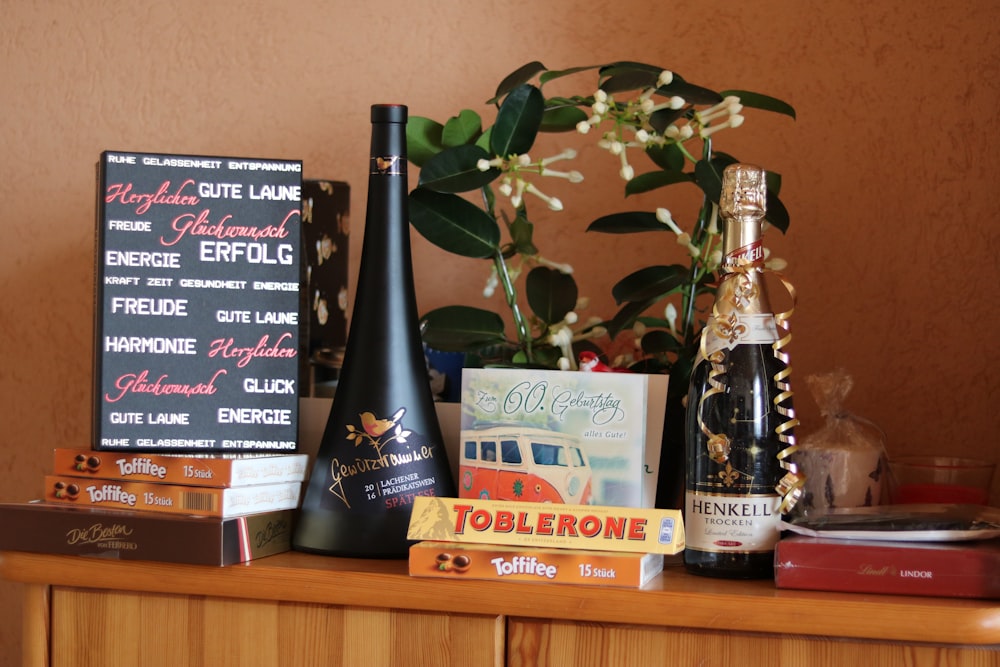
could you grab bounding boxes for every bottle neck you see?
[721,216,765,274]
[717,215,771,315]
[344,110,418,361]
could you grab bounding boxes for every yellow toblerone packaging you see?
[407,496,684,555]
[410,541,664,587]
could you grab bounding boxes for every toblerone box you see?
[43,475,301,518]
[52,448,308,487]
[407,497,684,555]
[410,541,664,587]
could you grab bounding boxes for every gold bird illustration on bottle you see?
[361,408,404,437]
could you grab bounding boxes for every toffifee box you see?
[43,475,301,518]
[52,448,308,487]
[409,541,663,587]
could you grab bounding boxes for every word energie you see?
[452,504,647,542]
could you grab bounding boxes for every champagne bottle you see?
[683,163,798,578]
[293,104,456,557]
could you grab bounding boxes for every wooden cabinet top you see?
[2,550,998,645]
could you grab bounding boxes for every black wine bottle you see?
[293,104,456,557]
[683,163,798,579]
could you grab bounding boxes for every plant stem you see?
[494,246,533,362]
[680,138,714,347]
[480,184,534,363]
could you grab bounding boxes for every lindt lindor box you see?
[775,535,1000,599]
[0,502,293,566]
[94,151,302,452]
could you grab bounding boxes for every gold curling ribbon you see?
[770,270,804,513]
[698,348,731,464]
[695,263,805,512]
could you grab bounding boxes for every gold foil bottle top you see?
[720,163,767,220]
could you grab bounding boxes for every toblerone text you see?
[407,497,684,555]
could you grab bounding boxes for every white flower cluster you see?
[576,70,744,184]
[547,307,609,371]
[477,148,584,212]
[656,207,702,259]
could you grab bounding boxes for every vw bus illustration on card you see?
[459,426,593,505]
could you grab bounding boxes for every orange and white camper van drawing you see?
[458,426,593,504]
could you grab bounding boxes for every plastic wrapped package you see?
[794,369,887,515]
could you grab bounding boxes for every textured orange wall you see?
[1,1,998,662]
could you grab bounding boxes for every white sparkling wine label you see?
[684,491,781,553]
[703,313,779,355]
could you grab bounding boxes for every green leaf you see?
[722,89,796,120]
[539,65,600,85]
[418,145,499,193]
[442,110,483,147]
[540,104,589,132]
[767,190,790,233]
[635,315,672,328]
[712,151,739,167]
[605,299,657,338]
[625,170,693,196]
[648,108,686,134]
[767,171,782,196]
[693,159,725,204]
[409,189,500,258]
[475,126,493,153]
[420,306,507,351]
[611,265,688,304]
[601,71,659,94]
[406,117,444,168]
[644,143,687,172]
[598,61,662,84]
[490,84,544,157]
[656,76,723,105]
[587,211,664,234]
[492,61,547,103]
[508,213,538,255]
[640,329,682,355]
[526,267,578,326]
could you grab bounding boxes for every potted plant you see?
[407,60,795,508]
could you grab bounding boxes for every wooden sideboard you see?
[2,549,999,667]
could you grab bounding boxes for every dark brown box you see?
[300,179,350,396]
[0,502,292,566]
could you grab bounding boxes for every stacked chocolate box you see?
[0,448,308,565]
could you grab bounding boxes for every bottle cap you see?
[371,104,407,124]
[720,164,767,219]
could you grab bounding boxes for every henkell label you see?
[94,151,302,452]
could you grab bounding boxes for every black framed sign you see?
[94,151,302,452]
